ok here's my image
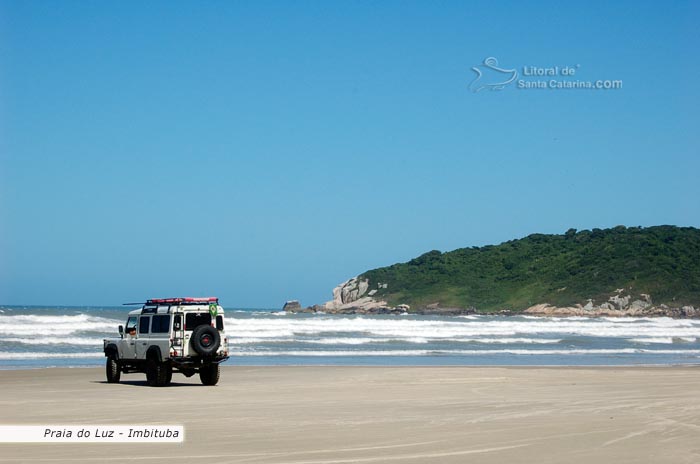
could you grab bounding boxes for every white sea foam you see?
[629,337,696,344]
[305,337,395,345]
[630,337,674,344]
[231,338,299,344]
[0,337,105,346]
[229,348,700,357]
[224,315,700,340]
[467,338,562,344]
[0,352,104,359]
[0,314,121,336]
[228,337,563,345]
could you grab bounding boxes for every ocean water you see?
[2,305,700,369]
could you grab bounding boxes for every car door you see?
[120,316,138,359]
[135,315,150,359]
[150,314,171,358]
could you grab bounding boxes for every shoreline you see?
[1,366,699,463]
[3,363,700,371]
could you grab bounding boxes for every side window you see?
[151,315,171,334]
[139,316,150,335]
[216,315,224,331]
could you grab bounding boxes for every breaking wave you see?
[0,314,121,336]
[229,348,700,357]
[2,306,700,366]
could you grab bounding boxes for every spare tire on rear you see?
[191,325,220,356]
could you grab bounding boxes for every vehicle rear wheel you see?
[106,355,120,383]
[199,363,220,386]
[146,358,170,387]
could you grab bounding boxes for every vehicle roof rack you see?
[145,297,219,305]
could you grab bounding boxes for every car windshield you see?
[125,316,137,330]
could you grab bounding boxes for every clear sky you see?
[1,1,698,307]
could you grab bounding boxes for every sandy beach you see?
[0,366,699,463]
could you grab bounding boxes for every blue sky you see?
[1,1,698,307]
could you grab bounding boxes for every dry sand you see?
[0,366,699,463]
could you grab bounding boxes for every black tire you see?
[199,363,220,386]
[191,325,221,356]
[106,355,120,383]
[146,358,170,387]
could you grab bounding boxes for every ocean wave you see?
[0,337,105,346]
[629,337,697,344]
[2,309,700,365]
[228,337,563,345]
[0,314,121,336]
[225,316,700,340]
[230,348,700,357]
[0,352,104,359]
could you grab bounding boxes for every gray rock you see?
[358,280,369,297]
[608,295,630,309]
[283,300,302,312]
[630,300,651,311]
[682,306,699,317]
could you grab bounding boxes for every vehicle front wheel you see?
[199,363,220,386]
[106,355,121,383]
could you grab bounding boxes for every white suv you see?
[103,297,229,386]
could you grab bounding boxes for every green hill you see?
[359,225,700,313]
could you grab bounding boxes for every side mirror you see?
[119,325,124,338]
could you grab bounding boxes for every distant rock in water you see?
[282,300,302,312]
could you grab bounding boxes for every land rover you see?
[103,297,229,386]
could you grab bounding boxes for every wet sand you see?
[0,366,699,463]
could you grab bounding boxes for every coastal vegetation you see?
[360,225,700,313]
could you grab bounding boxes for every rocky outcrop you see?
[524,291,700,318]
[321,277,390,313]
[285,282,699,318]
[284,277,415,315]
